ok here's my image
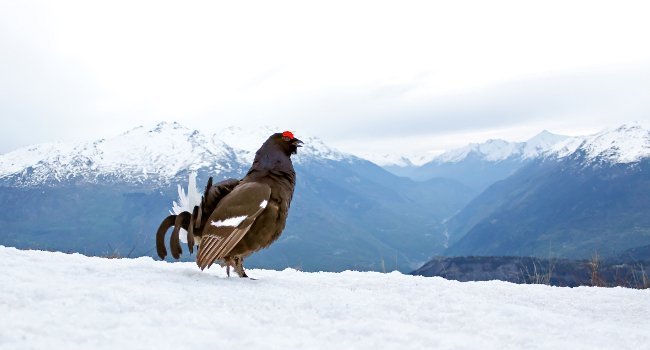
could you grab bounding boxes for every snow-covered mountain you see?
[5,122,647,188]
[434,130,570,163]
[426,122,650,166]
[386,124,650,190]
[442,123,650,259]
[0,122,236,186]
[387,130,570,189]
[356,152,437,167]
[378,123,650,169]
[378,130,568,169]
[547,123,650,165]
[0,122,355,187]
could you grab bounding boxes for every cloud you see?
[311,64,650,155]
[1,1,650,156]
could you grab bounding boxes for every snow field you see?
[0,246,648,350]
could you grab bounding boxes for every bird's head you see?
[272,131,303,156]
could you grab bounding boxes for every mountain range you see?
[384,130,570,191]
[1,122,649,271]
[0,122,475,272]
[443,124,650,259]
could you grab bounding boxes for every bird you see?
[155,131,302,278]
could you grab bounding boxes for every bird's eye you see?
[282,136,291,142]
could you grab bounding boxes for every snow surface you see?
[1,246,649,350]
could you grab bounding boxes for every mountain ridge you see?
[4,122,648,186]
[0,122,355,187]
[441,124,650,259]
[384,123,650,189]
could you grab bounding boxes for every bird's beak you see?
[292,139,304,147]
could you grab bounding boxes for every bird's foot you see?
[233,256,249,278]
[223,256,251,278]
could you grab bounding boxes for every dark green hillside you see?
[445,157,650,259]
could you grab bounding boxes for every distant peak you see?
[432,130,573,163]
[532,130,553,138]
[614,122,643,133]
[525,130,568,146]
[151,121,188,133]
[120,125,144,135]
[527,129,566,141]
[599,122,647,137]
[483,138,506,145]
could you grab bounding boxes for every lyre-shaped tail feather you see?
[156,215,176,259]
[204,176,213,199]
[187,206,200,253]
[170,212,190,259]
[158,176,241,261]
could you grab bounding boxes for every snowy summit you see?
[0,122,353,187]
[0,122,239,185]
[434,130,570,163]
[369,123,650,167]
[548,123,650,164]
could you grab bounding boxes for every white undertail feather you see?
[171,172,202,243]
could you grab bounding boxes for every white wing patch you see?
[210,215,248,228]
[260,200,268,208]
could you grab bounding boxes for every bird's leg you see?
[221,258,234,277]
[233,256,248,278]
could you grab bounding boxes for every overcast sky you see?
[1,0,649,158]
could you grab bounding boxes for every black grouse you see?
[156,131,302,277]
